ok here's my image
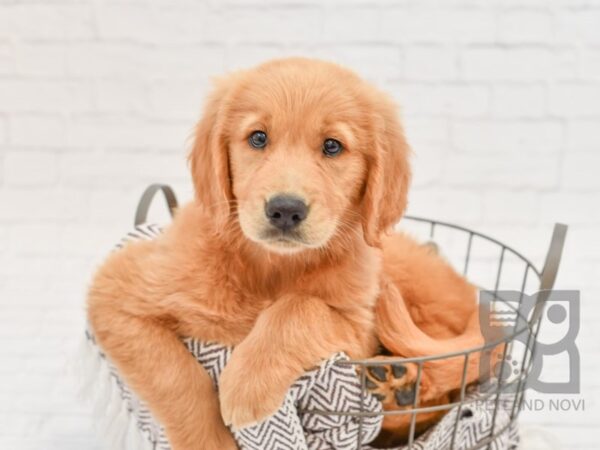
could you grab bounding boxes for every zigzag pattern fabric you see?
[85,224,519,450]
[87,332,382,450]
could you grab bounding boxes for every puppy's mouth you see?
[259,227,309,250]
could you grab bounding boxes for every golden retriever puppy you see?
[87,58,486,450]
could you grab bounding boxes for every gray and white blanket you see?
[80,224,519,450]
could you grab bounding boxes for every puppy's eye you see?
[248,131,268,149]
[322,138,343,157]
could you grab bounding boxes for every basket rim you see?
[402,215,542,278]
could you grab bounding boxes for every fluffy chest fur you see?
[136,203,381,354]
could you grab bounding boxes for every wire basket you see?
[132,185,568,450]
[297,216,567,450]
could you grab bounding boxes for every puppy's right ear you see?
[188,78,234,224]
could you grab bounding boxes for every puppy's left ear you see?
[362,98,412,247]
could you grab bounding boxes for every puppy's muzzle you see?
[265,195,308,231]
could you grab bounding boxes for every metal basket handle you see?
[134,184,179,226]
[532,223,568,323]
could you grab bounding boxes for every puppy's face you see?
[190,59,411,254]
[229,84,368,254]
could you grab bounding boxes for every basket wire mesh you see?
[308,216,567,450]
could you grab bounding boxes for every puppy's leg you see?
[376,278,499,400]
[218,294,366,430]
[88,245,237,450]
[368,278,502,445]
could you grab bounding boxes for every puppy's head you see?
[189,58,411,254]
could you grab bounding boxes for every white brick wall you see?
[0,1,599,449]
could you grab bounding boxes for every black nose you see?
[265,195,308,231]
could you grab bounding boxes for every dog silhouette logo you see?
[478,290,580,394]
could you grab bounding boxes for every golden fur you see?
[87,58,488,449]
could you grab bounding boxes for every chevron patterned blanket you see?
[80,224,519,450]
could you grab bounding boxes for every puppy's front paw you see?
[218,358,289,430]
